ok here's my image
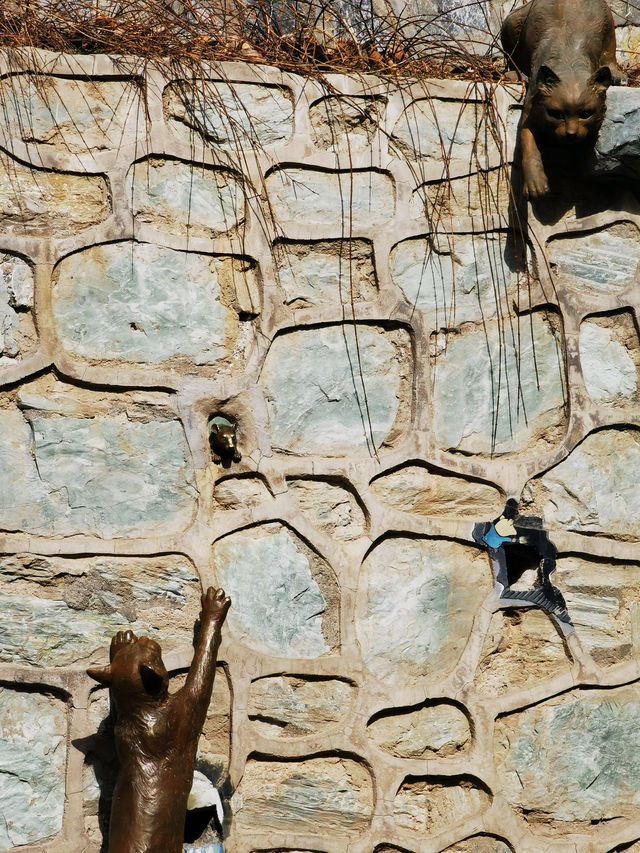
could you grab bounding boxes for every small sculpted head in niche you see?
[209,414,241,467]
[473,499,572,632]
[501,0,626,199]
[87,587,230,853]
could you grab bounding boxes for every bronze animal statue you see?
[208,415,241,467]
[501,0,626,198]
[87,587,231,853]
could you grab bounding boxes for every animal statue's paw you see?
[110,629,138,661]
[201,586,231,625]
[523,162,549,199]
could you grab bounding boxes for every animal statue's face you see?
[88,636,169,704]
[210,423,236,454]
[533,64,610,144]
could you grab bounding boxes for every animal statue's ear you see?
[139,663,167,695]
[536,65,560,92]
[210,423,220,435]
[87,664,113,686]
[589,65,613,90]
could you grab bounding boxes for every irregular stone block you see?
[547,223,640,294]
[391,232,522,329]
[442,837,514,853]
[412,167,512,225]
[0,688,66,848]
[165,80,293,148]
[273,239,377,308]
[214,475,272,510]
[0,150,109,235]
[368,702,471,758]
[52,242,258,365]
[474,611,571,696]
[393,776,491,834]
[248,675,354,737]
[232,756,373,835]
[524,428,640,539]
[432,311,567,455]
[593,87,640,177]
[0,254,35,359]
[0,74,142,154]
[0,401,196,538]
[126,157,244,237]
[579,312,639,404]
[211,522,339,657]
[560,555,640,666]
[495,685,640,828]
[287,478,366,540]
[0,553,200,666]
[260,324,411,456]
[356,537,491,684]
[391,99,491,169]
[309,95,386,153]
[265,167,394,229]
[370,464,503,518]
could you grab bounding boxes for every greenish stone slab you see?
[212,523,338,658]
[432,311,567,454]
[265,167,394,229]
[248,675,354,737]
[579,320,638,403]
[391,233,518,329]
[53,242,246,364]
[165,81,293,147]
[495,686,640,824]
[0,688,66,848]
[0,254,33,357]
[548,229,640,292]
[526,428,640,539]
[356,536,491,684]
[260,324,409,455]
[127,157,244,237]
[0,409,196,537]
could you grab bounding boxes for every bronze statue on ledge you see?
[87,587,231,853]
[501,0,626,199]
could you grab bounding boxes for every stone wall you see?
[0,47,640,853]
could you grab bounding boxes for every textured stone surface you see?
[211,523,339,657]
[265,167,395,229]
[213,475,272,509]
[370,464,502,518]
[127,157,244,237]
[391,232,520,329]
[579,312,639,404]
[495,686,640,827]
[412,168,511,225]
[309,95,386,153]
[393,777,491,834]
[593,87,640,177]
[260,324,411,456]
[560,555,640,667]
[287,478,366,540]
[0,150,109,234]
[232,756,373,835]
[474,611,571,696]
[0,253,35,359]
[0,553,200,666]
[0,74,141,153]
[356,537,491,684]
[0,688,66,848]
[442,837,513,853]
[52,242,257,365]
[432,311,567,454]
[368,702,471,757]
[248,675,354,737]
[165,80,293,148]
[391,99,490,169]
[273,239,377,307]
[525,428,640,540]
[548,223,640,294]
[0,405,196,537]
